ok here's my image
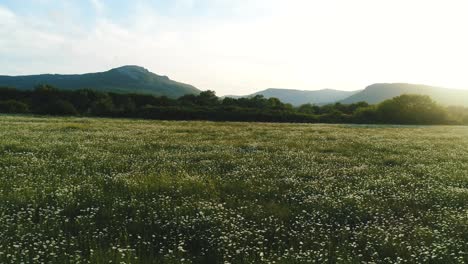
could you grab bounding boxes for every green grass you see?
[0,115,467,263]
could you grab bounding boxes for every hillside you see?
[226,88,359,106]
[0,66,201,98]
[340,83,468,107]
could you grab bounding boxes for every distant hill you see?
[341,83,468,107]
[0,66,201,98]
[226,88,359,106]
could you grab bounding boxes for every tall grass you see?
[0,116,467,263]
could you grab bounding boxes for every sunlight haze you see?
[1,0,467,95]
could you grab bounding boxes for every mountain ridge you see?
[0,66,201,98]
[2,67,468,107]
[225,88,360,106]
[340,83,468,107]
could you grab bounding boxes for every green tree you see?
[297,104,320,115]
[353,106,378,123]
[196,90,219,106]
[42,100,78,115]
[91,96,115,116]
[377,94,448,124]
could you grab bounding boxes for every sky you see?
[1,0,468,95]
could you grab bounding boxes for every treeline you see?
[0,85,467,125]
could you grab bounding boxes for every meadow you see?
[0,115,467,263]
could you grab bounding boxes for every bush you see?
[446,106,468,125]
[376,94,448,124]
[297,104,320,115]
[319,110,347,123]
[0,100,30,113]
[353,106,378,124]
[463,116,468,125]
[90,97,116,116]
[40,100,79,116]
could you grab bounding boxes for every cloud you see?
[90,0,104,14]
[174,0,195,9]
[0,5,16,24]
[1,0,468,94]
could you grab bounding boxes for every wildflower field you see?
[0,115,467,264]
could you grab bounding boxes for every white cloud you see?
[90,0,104,14]
[0,5,15,20]
[174,0,195,9]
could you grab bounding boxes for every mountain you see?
[226,88,360,106]
[340,83,468,107]
[0,66,201,98]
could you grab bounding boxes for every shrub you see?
[90,97,116,116]
[353,106,378,124]
[0,100,29,113]
[376,94,448,124]
[40,100,79,116]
